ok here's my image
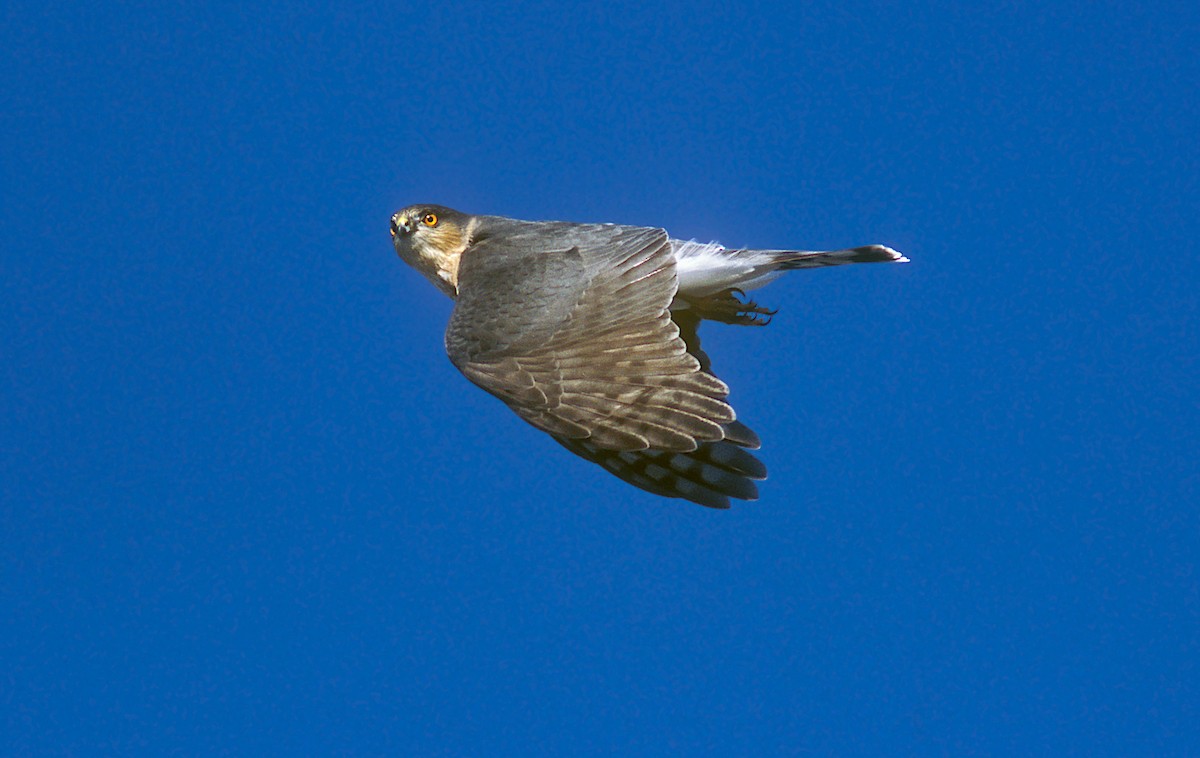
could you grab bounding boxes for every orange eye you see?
[422,213,438,227]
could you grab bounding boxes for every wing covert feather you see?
[446,224,733,452]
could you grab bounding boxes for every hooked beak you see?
[390,212,413,237]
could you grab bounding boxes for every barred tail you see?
[775,245,909,270]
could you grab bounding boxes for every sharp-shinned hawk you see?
[390,205,907,508]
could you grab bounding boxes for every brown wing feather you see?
[447,225,732,453]
[446,221,767,507]
[553,310,767,508]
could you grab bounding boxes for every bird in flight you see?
[390,205,907,508]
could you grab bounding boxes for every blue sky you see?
[3,1,1198,753]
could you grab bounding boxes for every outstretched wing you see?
[446,224,735,454]
[553,310,767,509]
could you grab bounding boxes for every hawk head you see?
[390,204,474,296]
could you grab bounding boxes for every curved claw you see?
[686,288,779,326]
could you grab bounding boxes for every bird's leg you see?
[685,288,777,326]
